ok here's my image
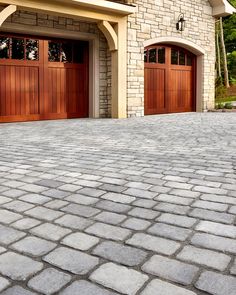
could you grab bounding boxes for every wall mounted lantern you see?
[176,13,186,31]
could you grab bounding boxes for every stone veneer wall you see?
[126,0,216,117]
[0,8,111,118]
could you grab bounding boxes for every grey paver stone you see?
[86,222,131,241]
[200,194,236,205]
[154,202,190,215]
[25,206,64,221]
[0,277,10,292]
[191,200,228,212]
[90,262,148,295]
[128,207,159,220]
[142,255,199,285]
[42,189,70,199]
[45,200,68,209]
[177,245,231,271]
[191,233,236,254]
[132,199,156,208]
[193,186,227,195]
[122,217,151,230]
[11,217,41,230]
[20,184,48,193]
[126,233,180,255]
[59,280,117,295]
[95,200,131,213]
[43,247,99,274]
[164,181,193,190]
[229,206,236,214]
[55,214,93,230]
[1,286,37,295]
[19,194,52,204]
[230,259,236,275]
[30,223,71,241]
[34,179,65,188]
[65,194,98,205]
[61,203,100,217]
[61,232,99,250]
[124,188,157,199]
[170,189,200,199]
[93,241,147,266]
[77,187,106,197]
[28,268,71,295]
[0,196,12,205]
[11,236,56,256]
[0,247,6,254]
[94,211,126,225]
[157,213,197,228]
[2,200,35,212]
[56,183,82,192]
[101,192,135,204]
[195,271,236,295]
[0,209,22,224]
[196,220,236,238]
[189,208,234,224]
[99,184,126,193]
[141,279,197,295]
[125,181,151,190]
[0,225,26,245]
[148,223,192,241]
[155,194,193,206]
[0,252,43,280]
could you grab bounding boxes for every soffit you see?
[209,0,236,16]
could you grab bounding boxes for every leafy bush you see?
[224,102,233,109]
[215,77,227,100]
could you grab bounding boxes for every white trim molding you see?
[0,4,16,26]
[209,0,236,17]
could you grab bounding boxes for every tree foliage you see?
[223,0,236,82]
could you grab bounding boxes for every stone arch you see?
[144,37,206,112]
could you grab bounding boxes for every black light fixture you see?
[176,13,186,31]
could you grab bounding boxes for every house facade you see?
[0,0,235,122]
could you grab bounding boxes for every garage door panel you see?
[145,67,166,115]
[0,65,39,118]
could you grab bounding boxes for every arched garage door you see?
[0,33,89,123]
[144,45,196,115]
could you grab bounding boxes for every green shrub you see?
[215,78,227,100]
[224,102,233,109]
[215,102,225,109]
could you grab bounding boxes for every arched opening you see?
[144,37,205,114]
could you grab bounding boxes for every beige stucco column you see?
[98,18,128,119]
[111,18,127,119]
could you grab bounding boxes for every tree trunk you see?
[219,17,230,88]
[216,20,221,78]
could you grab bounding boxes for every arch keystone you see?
[0,5,17,27]
[98,20,118,51]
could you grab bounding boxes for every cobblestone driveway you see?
[0,113,236,295]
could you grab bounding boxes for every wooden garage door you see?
[0,34,89,123]
[144,45,196,115]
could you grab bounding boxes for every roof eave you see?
[209,0,236,17]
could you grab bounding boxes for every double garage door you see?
[145,45,196,115]
[0,33,89,123]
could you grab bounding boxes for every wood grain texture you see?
[0,34,89,123]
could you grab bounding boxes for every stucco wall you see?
[126,0,216,117]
